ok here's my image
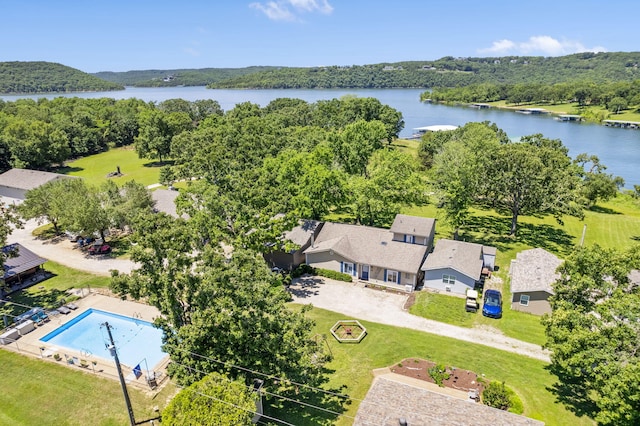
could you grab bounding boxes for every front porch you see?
[356,264,417,293]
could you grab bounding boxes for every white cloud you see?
[478,35,606,56]
[250,0,333,21]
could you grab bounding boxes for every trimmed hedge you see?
[315,268,353,282]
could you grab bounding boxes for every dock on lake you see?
[603,119,640,129]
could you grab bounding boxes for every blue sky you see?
[2,0,637,73]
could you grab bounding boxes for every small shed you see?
[509,248,563,315]
[1,243,48,296]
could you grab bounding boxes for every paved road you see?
[289,276,551,363]
[10,220,136,276]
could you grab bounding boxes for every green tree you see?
[607,96,628,113]
[111,232,327,387]
[480,135,583,235]
[331,120,386,176]
[162,372,256,426]
[19,178,72,234]
[134,109,190,163]
[100,180,155,231]
[574,153,624,206]
[352,149,426,226]
[432,122,504,238]
[56,179,111,241]
[543,245,640,426]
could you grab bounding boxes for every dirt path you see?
[289,276,550,363]
[10,220,136,276]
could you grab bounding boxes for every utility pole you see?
[103,321,136,426]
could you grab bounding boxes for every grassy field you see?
[270,306,594,426]
[57,147,162,187]
[403,194,640,345]
[486,100,640,122]
[2,261,111,317]
[0,349,175,425]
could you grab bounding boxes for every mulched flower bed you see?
[390,358,484,394]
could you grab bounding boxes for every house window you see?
[386,270,399,284]
[519,294,530,306]
[442,274,456,285]
[342,262,355,276]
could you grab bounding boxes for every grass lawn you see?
[57,146,163,187]
[403,194,640,345]
[2,261,111,317]
[0,349,174,426]
[271,305,594,426]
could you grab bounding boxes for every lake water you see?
[3,87,639,187]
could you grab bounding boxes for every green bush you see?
[292,263,315,278]
[428,363,450,387]
[315,268,353,282]
[482,381,521,411]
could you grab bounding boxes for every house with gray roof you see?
[354,375,544,426]
[421,239,496,295]
[264,219,324,270]
[0,168,73,201]
[304,215,435,292]
[509,248,563,315]
[390,214,436,247]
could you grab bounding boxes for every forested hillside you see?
[93,66,277,87]
[0,62,123,94]
[208,52,640,89]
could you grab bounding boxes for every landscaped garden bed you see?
[391,358,484,395]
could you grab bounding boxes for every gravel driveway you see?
[9,219,136,276]
[289,276,550,363]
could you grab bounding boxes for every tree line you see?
[208,52,640,89]
[424,80,640,114]
[0,62,123,94]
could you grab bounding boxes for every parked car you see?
[482,289,503,319]
[88,244,111,255]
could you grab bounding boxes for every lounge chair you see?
[57,306,71,315]
[66,303,78,310]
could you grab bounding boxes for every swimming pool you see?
[40,309,167,369]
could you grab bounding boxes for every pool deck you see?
[1,291,169,392]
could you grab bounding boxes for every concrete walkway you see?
[10,220,136,276]
[289,276,551,363]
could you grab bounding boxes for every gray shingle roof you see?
[304,221,428,273]
[421,239,493,281]
[354,376,544,426]
[3,243,47,280]
[0,168,71,191]
[389,214,435,237]
[510,248,563,294]
[284,220,322,247]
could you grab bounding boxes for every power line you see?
[165,343,354,402]
[170,360,356,421]
[173,382,296,426]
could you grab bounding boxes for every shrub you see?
[292,263,315,278]
[428,363,450,387]
[315,268,352,282]
[482,381,513,411]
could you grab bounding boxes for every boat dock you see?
[557,114,582,122]
[410,125,458,139]
[603,119,640,129]
[515,108,549,115]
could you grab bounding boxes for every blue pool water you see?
[40,309,167,369]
